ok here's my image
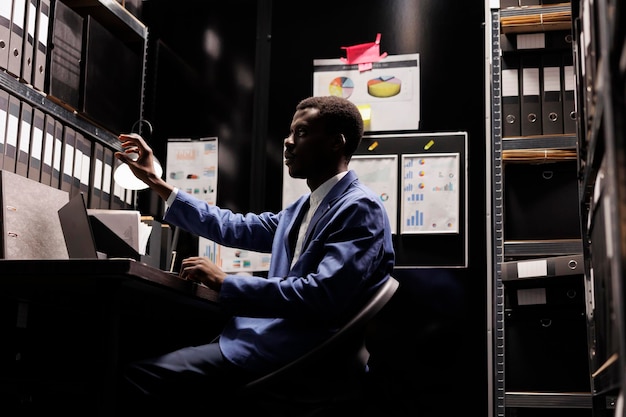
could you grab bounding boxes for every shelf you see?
[505,391,592,408]
[61,0,147,43]
[502,134,577,151]
[500,4,572,34]
[0,71,120,150]
[504,239,583,259]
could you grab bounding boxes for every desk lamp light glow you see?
[113,120,163,190]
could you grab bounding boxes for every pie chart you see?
[329,77,354,98]
[367,75,402,98]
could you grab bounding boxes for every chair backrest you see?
[244,275,400,390]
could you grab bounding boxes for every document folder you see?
[89,141,104,209]
[7,0,26,78]
[15,100,32,177]
[3,94,20,173]
[50,118,63,188]
[76,131,91,197]
[21,0,37,85]
[520,54,542,136]
[28,107,44,181]
[502,55,521,138]
[32,0,50,91]
[60,124,75,194]
[101,146,113,208]
[562,53,577,134]
[0,0,11,70]
[0,89,8,170]
[48,0,82,109]
[0,169,69,259]
[40,112,55,185]
[541,53,563,135]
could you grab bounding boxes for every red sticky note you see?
[340,33,388,71]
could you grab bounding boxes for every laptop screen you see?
[58,193,99,259]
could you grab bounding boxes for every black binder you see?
[82,15,142,134]
[48,0,83,108]
[520,54,542,136]
[541,53,563,135]
[502,55,521,138]
[562,53,577,134]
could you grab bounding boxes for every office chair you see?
[238,275,400,417]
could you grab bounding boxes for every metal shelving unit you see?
[490,2,592,416]
[572,0,626,415]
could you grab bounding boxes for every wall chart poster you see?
[166,137,270,273]
[400,153,460,235]
[282,155,399,233]
[166,137,218,206]
[313,54,420,132]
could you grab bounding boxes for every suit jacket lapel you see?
[301,171,357,250]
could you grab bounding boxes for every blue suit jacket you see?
[164,169,395,372]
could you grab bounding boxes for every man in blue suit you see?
[116,95,395,412]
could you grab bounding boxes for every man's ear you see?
[330,133,346,152]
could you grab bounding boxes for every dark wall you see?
[141,1,488,416]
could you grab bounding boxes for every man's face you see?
[284,107,333,182]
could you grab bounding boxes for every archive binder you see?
[16,100,32,177]
[21,0,37,85]
[541,53,563,135]
[7,0,26,78]
[89,141,104,209]
[28,107,44,181]
[562,54,576,134]
[48,0,83,108]
[50,118,63,189]
[32,0,50,91]
[76,131,91,197]
[0,169,69,259]
[82,15,142,134]
[500,0,519,7]
[0,0,11,70]
[502,55,521,138]
[3,94,20,173]
[60,124,75,194]
[40,112,55,185]
[0,89,8,169]
[520,54,542,136]
[101,146,113,208]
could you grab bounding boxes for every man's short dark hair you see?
[296,96,364,157]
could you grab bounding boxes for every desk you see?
[0,259,223,416]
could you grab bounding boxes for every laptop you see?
[58,192,144,261]
[57,193,100,259]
